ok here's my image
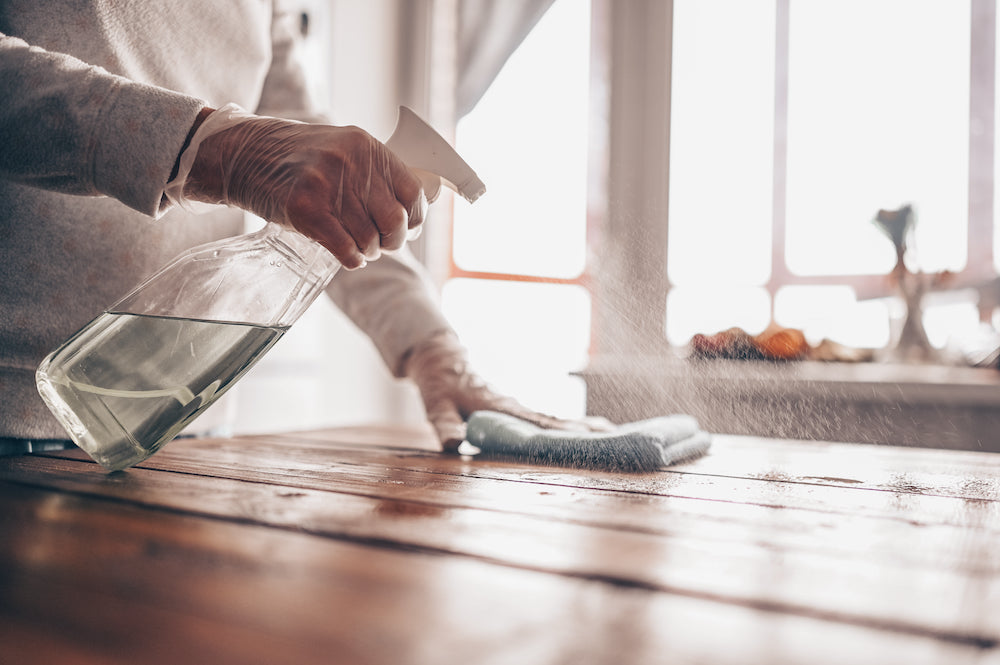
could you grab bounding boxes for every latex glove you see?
[165,104,426,270]
[404,331,615,452]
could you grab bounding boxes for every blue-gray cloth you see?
[465,411,711,472]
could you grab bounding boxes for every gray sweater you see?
[0,0,449,439]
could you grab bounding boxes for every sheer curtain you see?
[455,0,556,117]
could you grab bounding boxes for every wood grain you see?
[2,427,999,664]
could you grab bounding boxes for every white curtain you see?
[455,0,557,117]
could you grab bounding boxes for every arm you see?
[325,244,452,376]
[164,1,423,269]
[0,31,204,216]
[247,2,610,449]
[252,0,448,355]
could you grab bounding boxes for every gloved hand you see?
[165,104,426,270]
[404,330,615,452]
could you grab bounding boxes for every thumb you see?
[425,402,467,453]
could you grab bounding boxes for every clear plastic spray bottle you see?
[36,107,484,472]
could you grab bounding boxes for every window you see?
[438,0,1000,426]
[668,0,994,352]
[667,0,776,343]
[444,0,593,418]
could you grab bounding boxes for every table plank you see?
[103,437,1000,580]
[217,428,1000,504]
[110,434,1000,534]
[4,449,997,648]
[263,424,1000,476]
[678,436,1000,498]
[4,481,990,665]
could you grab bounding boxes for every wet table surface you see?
[1,425,999,665]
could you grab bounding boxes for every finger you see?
[418,376,468,453]
[284,172,369,269]
[318,217,369,269]
[290,210,368,269]
[365,158,421,249]
[497,403,590,432]
[427,406,467,453]
[385,157,426,230]
[365,192,409,252]
[338,195,383,260]
[581,415,617,432]
[410,191,429,231]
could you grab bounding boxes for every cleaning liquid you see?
[36,107,484,472]
[37,312,286,471]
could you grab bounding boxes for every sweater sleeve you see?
[0,31,205,217]
[325,247,454,377]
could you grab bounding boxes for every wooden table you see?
[1,426,998,664]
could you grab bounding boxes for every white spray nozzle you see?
[385,107,486,205]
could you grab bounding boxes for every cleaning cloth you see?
[465,411,711,472]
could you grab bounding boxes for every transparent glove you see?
[165,104,426,270]
[404,331,614,453]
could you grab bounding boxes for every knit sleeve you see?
[325,247,455,377]
[0,31,205,217]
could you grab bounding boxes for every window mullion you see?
[770,0,791,314]
[968,0,995,287]
[592,0,673,356]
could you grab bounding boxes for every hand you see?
[175,105,426,270]
[404,331,614,452]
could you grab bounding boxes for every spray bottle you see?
[35,107,484,472]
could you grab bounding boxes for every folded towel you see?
[465,411,711,472]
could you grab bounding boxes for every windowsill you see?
[578,354,1000,452]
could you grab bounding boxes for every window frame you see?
[582,0,1000,360]
[434,0,1000,363]
[765,0,997,314]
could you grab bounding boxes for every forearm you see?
[0,32,205,216]
[325,248,454,376]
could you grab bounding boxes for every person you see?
[0,1,599,456]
